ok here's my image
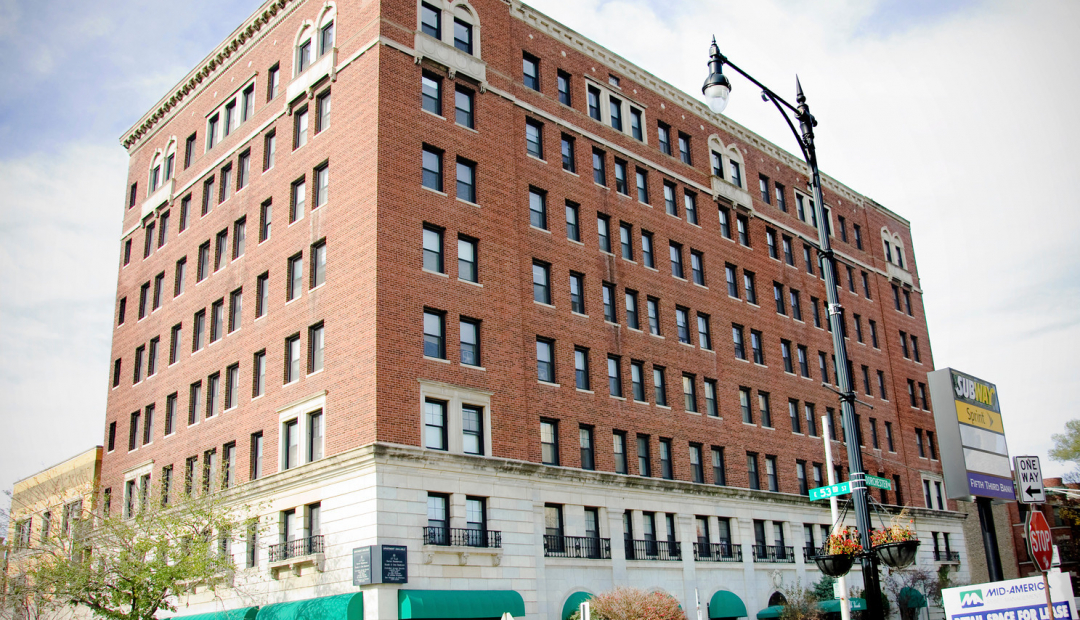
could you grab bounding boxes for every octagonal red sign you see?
[1026,510,1053,572]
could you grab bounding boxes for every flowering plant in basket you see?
[871,511,917,546]
[824,527,863,557]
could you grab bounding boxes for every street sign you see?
[866,475,893,491]
[1014,456,1046,504]
[1026,510,1054,573]
[810,481,851,501]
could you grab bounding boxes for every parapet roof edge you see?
[514,0,904,223]
[118,0,294,151]
[12,446,103,489]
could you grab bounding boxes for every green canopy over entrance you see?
[562,592,594,620]
[709,590,748,619]
[399,590,526,619]
[756,606,783,619]
[255,593,363,620]
[173,607,259,620]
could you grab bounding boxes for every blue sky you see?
[2,0,1079,519]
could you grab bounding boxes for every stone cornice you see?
[119,0,296,151]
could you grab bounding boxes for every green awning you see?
[173,607,259,620]
[709,590,747,619]
[756,606,783,619]
[818,599,867,613]
[255,593,363,620]
[562,592,594,620]
[399,590,526,619]
[899,587,927,609]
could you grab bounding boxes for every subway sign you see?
[928,368,1015,501]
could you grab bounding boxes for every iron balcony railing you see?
[625,538,681,561]
[752,544,795,563]
[268,535,324,562]
[424,526,502,548]
[934,550,960,562]
[543,535,611,559]
[693,542,742,562]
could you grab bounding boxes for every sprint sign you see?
[1027,510,1053,572]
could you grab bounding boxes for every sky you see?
[1,0,1079,522]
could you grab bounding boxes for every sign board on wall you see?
[942,573,1077,620]
[353,545,408,585]
[928,368,1015,501]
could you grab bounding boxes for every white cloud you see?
[0,142,126,499]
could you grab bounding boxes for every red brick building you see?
[101,0,965,617]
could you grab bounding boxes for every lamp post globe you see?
[702,38,731,114]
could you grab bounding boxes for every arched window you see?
[294,22,316,76]
[881,227,907,269]
[316,3,337,57]
[725,145,746,190]
[417,0,482,59]
[148,151,163,193]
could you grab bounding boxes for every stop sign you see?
[1026,510,1054,572]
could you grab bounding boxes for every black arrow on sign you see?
[1025,486,1039,499]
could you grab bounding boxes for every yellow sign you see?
[956,401,1003,433]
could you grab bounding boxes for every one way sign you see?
[1014,456,1046,504]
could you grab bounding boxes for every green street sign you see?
[866,475,893,491]
[810,481,851,501]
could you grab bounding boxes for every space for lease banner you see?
[943,574,1077,620]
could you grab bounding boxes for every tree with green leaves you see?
[1050,419,1080,481]
[3,482,252,620]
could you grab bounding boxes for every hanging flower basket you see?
[875,539,920,569]
[812,526,862,576]
[813,553,855,577]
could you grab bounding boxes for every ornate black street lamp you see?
[703,37,885,618]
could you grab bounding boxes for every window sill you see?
[672,275,687,282]
[701,348,715,355]
[644,265,658,272]
[656,405,672,410]
[626,326,642,334]
[687,410,702,416]
[460,363,485,371]
[666,212,681,221]
[534,301,556,310]
[458,278,482,288]
[526,154,547,164]
[423,269,449,278]
[422,186,448,198]
[576,388,594,394]
[423,356,451,364]
[571,311,589,318]
[615,192,631,199]
[568,239,584,246]
[421,109,445,121]
[622,257,637,264]
[743,422,757,427]
[530,225,552,235]
[562,169,579,177]
[633,399,648,405]
[538,380,560,388]
[604,321,620,328]
[679,342,695,348]
[600,250,615,257]
[693,283,708,290]
[650,333,665,339]
[609,395,626,401]
[457,198,480,208]
[638,200,652,208]
[734,357,749,364]
[754,362,768,369]
[593,183,610,191]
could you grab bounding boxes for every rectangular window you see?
[460,317,480,366]
[184,133,197,169]
[422,146,443,192]
[253,350,266,398]
[536,337,555,383]
[529,188,547,229]
[653,366,667,406]
[193,309,205,351]
[657,122,671,156]
[697,313,712,349]
[704,379,718,417]
[740,386,753,424]
[557,70,571,105]
[458,236,478,282]
[625,290,639,329]
[188,381,203,426]
[133,345,145,383]
[630,108,643,140]
[587,86,601,120]
[854,223,863,249]
[422,225,444,273]
[781,340,793,373]
[225,363,239,410]
[637,435,652,477]
[597,213,611,253]
[678,132,692,164]
[646,297,661,336]
[729,160,742,187]
[684,191,698,225]
[609,96,623,131]
[283,420,299,469]
[579,425,595,470]
[541,419,559,465]
[675,306,690,344]
[688,249,705,285]
[455,86,474,128]
[421,2,440,38]
[712,447,726,485]
[747,452,760,490]
[525,118,543,158]
[774,282,786,315]
[683,373,697,413]
[630,360,645,402]
[206,372,220,418]
[533,261,551,305]
[607,355,623,397]
[424,309,446,359]
[670,242,684,278]
[523,52,540,90]
[256,272,269,318]
[751,330,764,365]
[307,410,324,461]
[614,431,628,474]
[592,148,606,185]
[308,322,325,373]
[602,282,616,322]
[559,133,576,172]
[462,405,483,455]
[663,181,677,216]
[210,298,224,342]
[284,334,301,383]
[614,159,628,194]
[725,264,738,298]
[562,201,580,242]
[635,169,650,204]
[788,398,802,434]
[293,106,308,148]
[263,130,276,171]
[878,370,887,399]
[424,399,447,450]
[797,344,809,377]
[765,455,778,492]
[214,229,228,271]
[759,392,772,428]
[659,438,673,479]
[574,347,590,390]
[287,253,303,301]
[641,230,654,267]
